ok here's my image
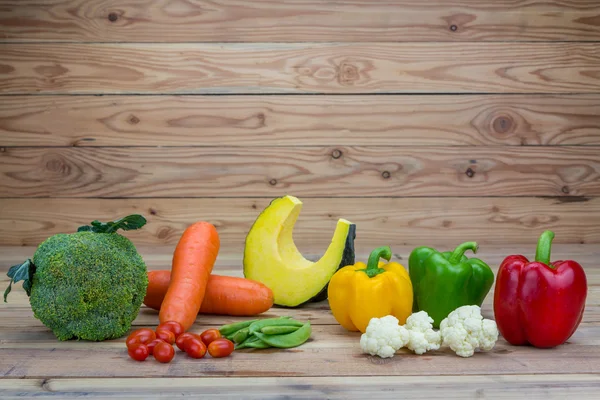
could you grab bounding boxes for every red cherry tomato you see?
[156,321,184,338]
[207,338,234,358]
[153,341,175,363]
[128,343,149,361]
[126,328,156,348]
[147,339,165,355]
[175,332,199,351]
[199,328,222,346]
[184,337,207,359]
[155,329,176,345]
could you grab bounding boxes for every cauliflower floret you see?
[439,305,499,358]
[404,311,442,355]
[360,315,410,358]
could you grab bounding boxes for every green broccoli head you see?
[29,231,148,341]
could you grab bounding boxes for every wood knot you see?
[128,114,140,125]
[251,204,257,209]
[269,179,277,186]
[331,149,342,159]
[381,171,391,179]
[492,115,514,134]
[108,12,119,22]
[257,112,266,124]
[338,62,360,85]
[0,64,15,74]
[34,64,69,78]
[157,227,173,240]
[46,158,70,175]
[465,168,475,178]
[450,25,458,31]
[561,186,570,194]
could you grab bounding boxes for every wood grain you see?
[2,375,600,400]
[1,325,599,378]
[1,43,600,94]
[1,197,599,248]
[1,146,599,198]
[2,0,600,42]
[2,95,600,147]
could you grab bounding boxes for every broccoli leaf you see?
[4,259,36,302]
[77,214,147,234]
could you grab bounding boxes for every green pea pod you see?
[248,317,303,335]
[219,319,259,337]
[235,335,270,350]
[253,322,311,349]
[232,328,250,344]
[260,325,301,335]
[243,339,272,349]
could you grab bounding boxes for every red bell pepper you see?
[493,230,587,348]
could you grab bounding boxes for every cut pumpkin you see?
[243,195,356,307]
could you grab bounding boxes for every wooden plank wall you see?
[1,0,600,254]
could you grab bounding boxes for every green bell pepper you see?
[408,241,494,328]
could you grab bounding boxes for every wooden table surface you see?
[1,244,599,399]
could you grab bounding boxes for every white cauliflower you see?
[404,311,442,355]
[439,305,499,358]
[359,315,410,358]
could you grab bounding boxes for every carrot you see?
[144,270,274,316]
[158,221,220,331]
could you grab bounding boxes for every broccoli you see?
[4,215,148,341]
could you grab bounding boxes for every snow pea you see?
[248,317,302,335]
[232,328,250,344]
[235,335,270,350]
[253,322,311,349]
[260,325,301,335]
[219,319,258,337]
[242,339,271,349]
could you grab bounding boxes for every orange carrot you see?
[144,270,274,316]
[158,221,220,331]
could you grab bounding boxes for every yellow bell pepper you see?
[327,246,413,333]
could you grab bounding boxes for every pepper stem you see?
[534,230,555,266]
[362,246,392,278]
[449,242,479,264]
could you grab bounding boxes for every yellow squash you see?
[327,246,413,333]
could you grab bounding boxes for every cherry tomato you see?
[155,329,176,345]
[207,338,234,358]
[147,339,165,355]
[128,343,149,362]
[126,328,156,348]
[184,337,207,359]
[153,341,175,363]
[156,321,184,338]
[199,328,222,346]
[175,332,200,351]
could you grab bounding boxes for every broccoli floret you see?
[26,231,147,341]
